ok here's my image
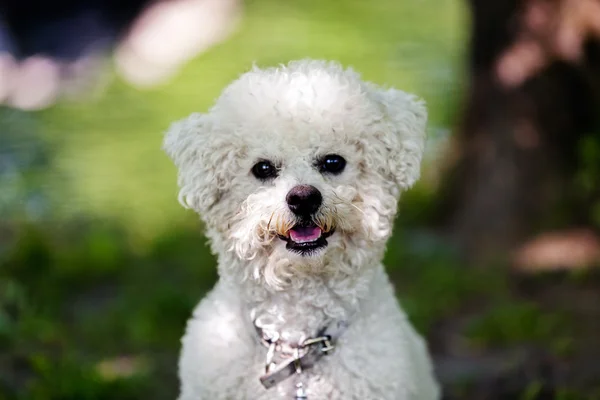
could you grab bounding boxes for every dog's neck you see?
[219,251,383,343]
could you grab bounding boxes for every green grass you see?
[0,221,581,399]
[1,223,216,399]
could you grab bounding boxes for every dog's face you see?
[164,60,426,287]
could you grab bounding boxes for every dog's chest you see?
[178,273,439,400]
[247,281,359,342]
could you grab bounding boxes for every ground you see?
[1,220,599,399]
[0,0,598,398]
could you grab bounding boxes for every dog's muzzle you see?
[279,185,334,255]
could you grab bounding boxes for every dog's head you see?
[164,60,426,288]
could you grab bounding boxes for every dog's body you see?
[165,60,440,400]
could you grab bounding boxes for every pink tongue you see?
[289,226,322,243]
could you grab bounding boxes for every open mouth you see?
[278,223,334,255]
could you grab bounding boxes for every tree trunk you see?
[440,0,599,264]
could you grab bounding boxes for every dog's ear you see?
[163,113,223,214]
[164,112,205,169]
[375,88,428,191]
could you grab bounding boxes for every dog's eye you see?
[251,160,278,180]
[318,154,346,175]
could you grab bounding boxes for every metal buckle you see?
[300,336,334,354]
[260,333,335,390]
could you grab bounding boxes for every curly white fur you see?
[164,60,440,400]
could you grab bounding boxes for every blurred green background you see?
[2,0,600,399]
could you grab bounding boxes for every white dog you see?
[164,59,440,400]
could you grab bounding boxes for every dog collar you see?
[253,318,348,398]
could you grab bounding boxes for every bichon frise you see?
[164,59,440,400]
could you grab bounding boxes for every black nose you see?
[286,185,322,216]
